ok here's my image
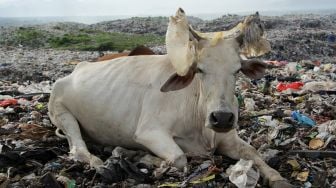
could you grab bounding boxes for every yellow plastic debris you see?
[158,174,216,187]
[287,159,300,171]
[35,103,44,110]
[309,138,324,149]
[296,171,309,182]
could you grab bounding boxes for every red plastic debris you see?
[265,60,289,66]
[276,82,304,92]
[313,60,321,66]
[0,98,18,107]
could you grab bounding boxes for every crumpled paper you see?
[226,159,260,188]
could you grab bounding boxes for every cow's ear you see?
[160,70,196,92]
[241,59,271,80]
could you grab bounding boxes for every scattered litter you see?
[296,171,309,182]
[40,172,63,188]
[226,159,259,188]
[0,98,17,107]
[300,81,336,93]
[287,159,300,171]
[291,111,316,126]
[17,81,52,94]
[317,120,336,139]
[304,181,312,188]
[289,150,336,158]
[276,81,304,92]
[309,138,324,149]
[66,179,76,188]
[244,98,256,111]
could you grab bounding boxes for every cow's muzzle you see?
[209,111,235,131]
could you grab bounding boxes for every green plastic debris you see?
[307,132,318,139]
[66,179,76,188]
[237,92,244,107]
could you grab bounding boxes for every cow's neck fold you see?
[194,76,217,152]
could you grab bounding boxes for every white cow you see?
[48,8,292,187]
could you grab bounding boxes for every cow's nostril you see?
[209,112,218,125]
[209,111,235,128]
[228,114,234,124]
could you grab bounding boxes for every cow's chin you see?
[207,125,234,133]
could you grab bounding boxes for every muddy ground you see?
[1,14,336,188]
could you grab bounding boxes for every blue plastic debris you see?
[291,111,316,127]
[327,33,335,43]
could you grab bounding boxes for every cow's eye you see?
[196,67,204,74]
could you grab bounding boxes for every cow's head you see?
[161,8,271,132]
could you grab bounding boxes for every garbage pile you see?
[0,57,335,187]
[236,59,336,187]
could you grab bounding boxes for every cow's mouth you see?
[209,125,234,133]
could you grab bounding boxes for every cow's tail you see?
[55,128,67,139]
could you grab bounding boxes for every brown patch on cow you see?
[97,52,129,61]
[97,46,156,62]
[128,45,156,56]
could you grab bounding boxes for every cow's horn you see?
[166,8,199,76]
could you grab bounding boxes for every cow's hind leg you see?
[49,103,103,168]
[217,130,293,188]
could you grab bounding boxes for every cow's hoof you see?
[90,155,104,169]
[172,155,187,169]
[270,180,294,188]
[70,149,103,168]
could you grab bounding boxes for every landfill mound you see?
[1,14,336,188]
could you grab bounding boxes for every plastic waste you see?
[237,92,244,107]
[17,98,30,106]
[301,81,336,93]
[287,159,300,171]
[0,95,13,100]
[244,98,255,111]
[0,98,18,107]
[276,81,304,92]
[257,116,280,127]
[291,111,316,126]
[66,179,76,188]
[327,33,335,43]
[286,62,298,75]
[265,60,288,66]
[316,120,336,139]
[313,66,320,72]
[304,182,312,188]
[296,171,309,182]
[309,138,324,149]
[322,63,334,72]
[226,159,259,188]
[17,81,52,94]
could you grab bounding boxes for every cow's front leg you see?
[217,129,293,188]
[134,129,187,169]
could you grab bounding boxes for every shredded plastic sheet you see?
[226,159,260,188]
[158,174,216,187]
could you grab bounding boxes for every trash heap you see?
[1,55,336,187]
[236,59,336,187]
